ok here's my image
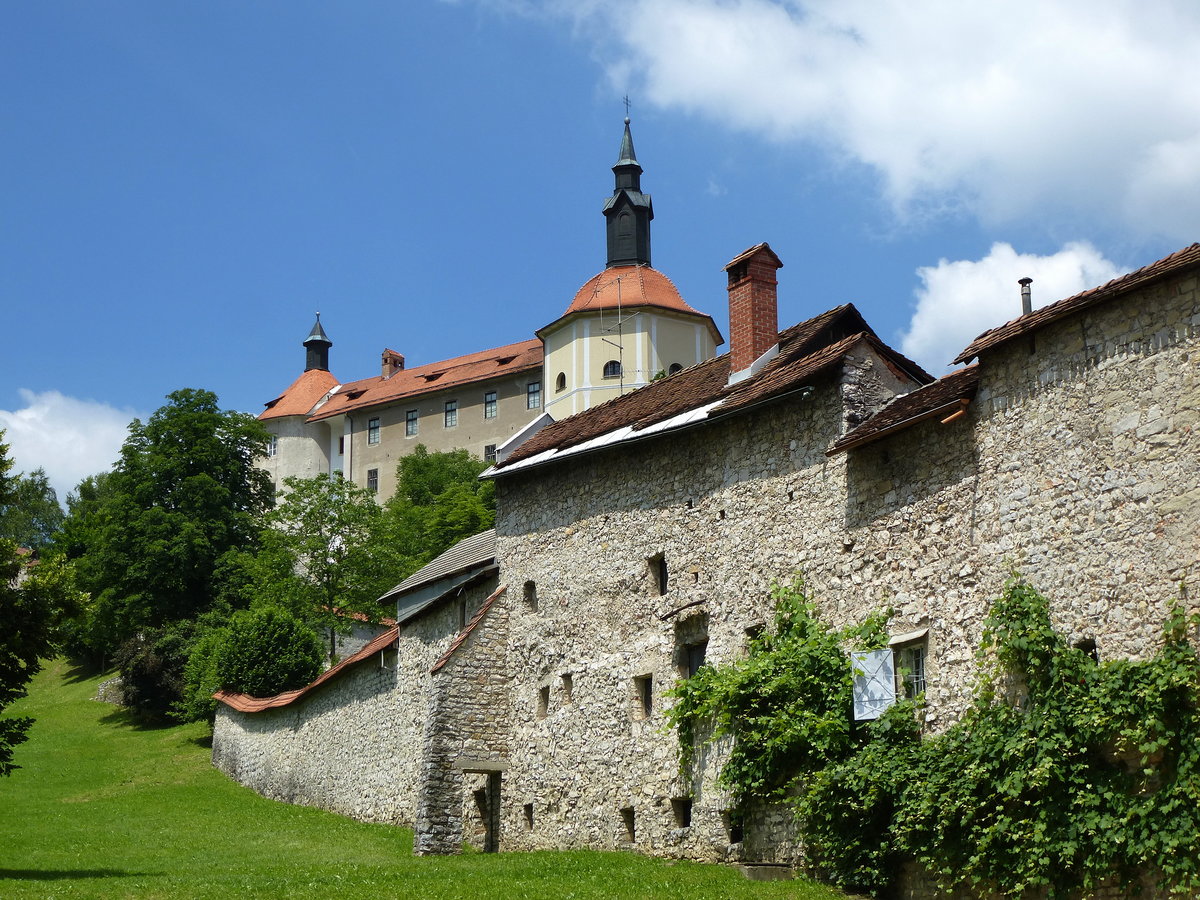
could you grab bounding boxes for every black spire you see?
[304,313,332,372]
[603,117,653,268]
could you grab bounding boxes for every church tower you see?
[539,117,722,418]
[304,313,332,372]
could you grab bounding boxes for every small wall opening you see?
[648,553,668,595]
[671,797,693,828]
[675,613,710,678]
[523,803,534,831]
[620,806,636,842]
[724,809,745,844]
[1074,636,1099,662]
[561,672,574,703]
[523,580,538,611]
[536,684,550,719]
[633,674,653,720]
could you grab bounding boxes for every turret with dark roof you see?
[304,313,332,372]
[603,117,654,268]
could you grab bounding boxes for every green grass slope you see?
[0,660,845,899]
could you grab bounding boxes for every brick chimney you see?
[381,349,405,378]
[725,243,782,378]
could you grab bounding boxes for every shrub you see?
[214,607,322,698]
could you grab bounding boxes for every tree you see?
[71,389,273,658]
[252,473,403,656]
[0,431,86,774]
[0,468,64,549]
[385,445,495,566]
[211,607,322,699]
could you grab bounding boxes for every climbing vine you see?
[669,577,1200,898]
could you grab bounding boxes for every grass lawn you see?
[0,660,849,899]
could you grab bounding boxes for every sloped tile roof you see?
[954,243,1200,364]
[827,365,980,455]
[495,304,932,471]
[259,368,340,421]
[430,584,506,673]
[378,529,496,604]
[214,626,398,713]
[307,339,543,422]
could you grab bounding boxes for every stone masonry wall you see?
[212,581,495,826]
[492,271,1200,872]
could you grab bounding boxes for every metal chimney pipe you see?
[1018,277,1033,316]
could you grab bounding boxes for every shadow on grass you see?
[0,868,151,881]
[191,731,214,749]
[98,706,175,731]
[60,658,104,685]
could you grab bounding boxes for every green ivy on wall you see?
[668,578,1200,898]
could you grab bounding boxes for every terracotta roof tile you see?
[497,304,933,470]
[214,627,397,713]
[954,243,1200,364]
[259,368,340,421]
[308,339,543,422]
[430,584,506,673]
[827,365,980,455]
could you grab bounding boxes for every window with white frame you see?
[267,434,278,457]
[526,381,541,409]
[851,629,928,720]
[484,444,497,463]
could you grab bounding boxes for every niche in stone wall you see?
[523,802,534,831]
[671,797,693,828]
[647,553,668,595]
[536,684,550,719]
[560,672,574,703]
[523,580,538,611]
[620,806,636,843]
[674,612,709,678]
[632,674,653,720]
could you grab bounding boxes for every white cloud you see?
[0,390,139,504]
[480,0,1200,241]
[899,242,1124,372]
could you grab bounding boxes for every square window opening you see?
[633,674,653,720]
[620,806,636,842]
[671,797,693,828]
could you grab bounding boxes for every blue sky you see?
[4,1,1198,500]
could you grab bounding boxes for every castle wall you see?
[490,271,1200,864]
[211,582,494,826]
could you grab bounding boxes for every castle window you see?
[338,436,345,456]
[633,674,653,720]
[620,806,636,842]
[668,363,683,375]
[366,468,378,494]
[603,360,622,379]
[367,417,380,444]
[527,381,542,409]
[682,641,707,678]
[555,371,566,393]
[522,580,537,611]
[523,803,534,831]
[896,642,927,699]
[405,409,418,436]
[648,553,668,595]
[537,684,550,720]
[561,672,573,703]
[444,400,458,428]
[671,797,693,828]
[484,444,497,463]
[484,390,497,419]
[267,435,278,458]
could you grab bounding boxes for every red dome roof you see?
[563,265,702,317]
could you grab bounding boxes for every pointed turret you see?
[604,117,653,268]
[304,313,332,372]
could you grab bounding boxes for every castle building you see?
[215,238,1200,893]
[257,119,721,497]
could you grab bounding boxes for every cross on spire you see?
[623,94,631,119]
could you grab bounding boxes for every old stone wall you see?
[415,596,511,855]
[212,581,494,826]
[492,271,1200,871]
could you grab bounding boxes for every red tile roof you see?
[430,584,506,673]
[954,243,1200,364]
[827,365,980,455]
[214,626,397,713]
[307,339,543,422]
[541,265,723,343]
[496,304,933,470]
[259,368,340,421]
